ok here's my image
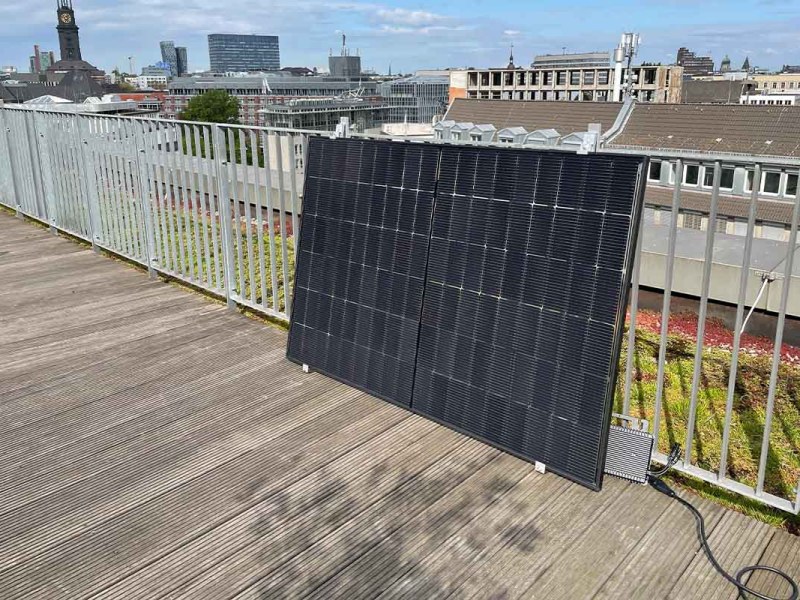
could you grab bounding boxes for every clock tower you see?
[56,0,82,61]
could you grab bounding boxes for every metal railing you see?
[1,106,799,514]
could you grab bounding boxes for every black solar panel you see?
[289,137,646,490]
[287,137,440,406]
[412,146,645,489]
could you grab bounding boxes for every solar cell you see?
[411,146,645,489]
[287,137,440,406]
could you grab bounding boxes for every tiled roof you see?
[445,98,623,135]
[644,185,795,224]
[609,103,800,158]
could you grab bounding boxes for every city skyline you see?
[0,0,799,74]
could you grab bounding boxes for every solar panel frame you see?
[411,145,647,490]
[289,137,647,491]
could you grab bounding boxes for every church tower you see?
[56,0,82,61]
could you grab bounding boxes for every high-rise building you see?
[208,34,280,73]
[328,34,361,78]
[176,46,188,76]
[676,47,714,77]
[160,41,178,76]
[29,45,56,74]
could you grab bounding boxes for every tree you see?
[180,89,240,124]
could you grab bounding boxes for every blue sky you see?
[1,0,798,75]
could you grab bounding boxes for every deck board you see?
[1,211,799,599]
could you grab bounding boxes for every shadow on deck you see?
[1,211,798,599]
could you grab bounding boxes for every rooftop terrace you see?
[2,208,800,599]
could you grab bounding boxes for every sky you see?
[0,0,798,75]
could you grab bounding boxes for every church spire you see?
[507,43,515,69]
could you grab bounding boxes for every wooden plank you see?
[747,529,800,599]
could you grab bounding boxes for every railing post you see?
[30,110,59,234]
[132,120,158,279]
[1,110,24,218]
[212,124,238,311]
[76,115,103,252]
[23,109,48,222]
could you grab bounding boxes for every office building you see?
[531,52,611,70]
[160,41,178,76]
[208,34,280,73]
[163,73,378,125]
[752,73,800,94]
[379,72,449,123]
[176,47,188,76]
[259,96,388,131]
[142,64,171,78]
[29,46,56,74]
[676,47,714,77]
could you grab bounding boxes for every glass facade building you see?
[208,34,280,73]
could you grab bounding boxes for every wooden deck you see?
[1,210,799,600]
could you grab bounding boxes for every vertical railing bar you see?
[203,126,222,291]
[131,119,157,276]
[756,173,800,496]
[213,124,237,309]
[45,116,68,228]
[167,123,187,275]
[25,109,49,223]
[261,131,280,313]
[226,127,245,297]
[685,161,721,467]
[287,132,301,264]
[37,113,63,230]
[193,124,213,287]
[111,122,134,257]
[72,114,95,240]
[82,117,106,244]
[719,165,763,479]
[251,129,268,310]
[119,120,141,259]
[622,184,645,415]
[153,121,174,273]
[7,113,28,215]
[239,128,257,305]
[63,115,85,236]
[187,125,204,284]
[101,120,124,252]
[1,110,24,217]
[127,120,147,261]
[652,159,683,453]
[274,132,292,318]
[176,123,197,281]
[141,120,164,270]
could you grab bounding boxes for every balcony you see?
[1,106,799,598]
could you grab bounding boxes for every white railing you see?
[1,106,799,514]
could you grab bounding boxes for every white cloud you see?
[375,8,448,27]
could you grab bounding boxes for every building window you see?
[715,216,728,234]
[556,71,567,85]
[701,166,734,190]
[762,171,781,195]
[543,72,552,85]
[683,212,703,230]
[492,72,501,86]
[517,71,526,85]
[683,164,700,186]
[541,90,550,100]
[570,71,580,85]
[504,71,513,86]
[597,70,609,85]
[582,90,593,101]
[532,71,540,85]
[583,71,595,85]
[787,173,798,197]
[648,161,662,182]
[761,223,787,241]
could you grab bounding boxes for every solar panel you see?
[411,146,646,489]
[287,137,440,407]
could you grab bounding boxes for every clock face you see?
[60,12,72,24]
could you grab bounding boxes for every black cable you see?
[648,446,799,600]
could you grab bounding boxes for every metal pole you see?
[756,180,800,496]
[622,193,645,415]
[652,159,683,453]
[24,109,48,222]
[132,119,158,279]
[684,161,721,467]
[719,164,762,479]
[212,124,238,310]
[76,114,103,251]
[0,109,24,218]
